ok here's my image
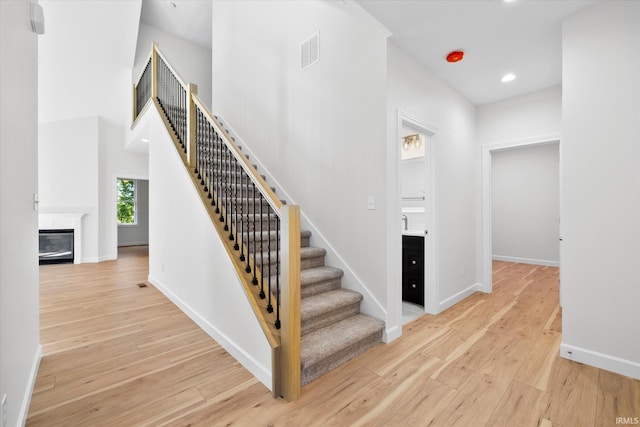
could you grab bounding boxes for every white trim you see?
[439,283,482,313]
[492,255,559,267]
[481,134,562,294]
[397,110,439,316]
[38,210,87,264]
[560,343,640,380]
[117,241,149,247]
[384,325,401,342]
[17,344,42,427]
[148,275,272,389]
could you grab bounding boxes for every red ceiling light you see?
[446,50,464,63]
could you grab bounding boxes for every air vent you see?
[301,32,320,71]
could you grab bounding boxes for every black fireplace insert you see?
[39,229,74,265]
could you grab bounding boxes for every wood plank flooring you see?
[27,248,639,426]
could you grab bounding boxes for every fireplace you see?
[39,229,74,265]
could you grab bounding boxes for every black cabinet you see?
[402,235,424,306]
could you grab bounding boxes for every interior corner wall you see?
[39,116,100,261]
[561,0,640,379]
[0,1,41,426]
[386,42,477,312]
[133,22,212,108]
[146,106,272,388]
[211,1,389,310]
[491,143,560,265]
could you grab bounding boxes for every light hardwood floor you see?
[27,247,639,426]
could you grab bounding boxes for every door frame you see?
[481,134,562,294]
[397,109,439,315]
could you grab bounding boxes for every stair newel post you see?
[151,43,158,100]
[279,205,301,402]
[186,84,198,169]
[132,83,137,123]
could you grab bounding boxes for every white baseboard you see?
[438,283,482,313]
[560,342,640,380]
[117,241,149,247]
[147,274,271,390]
[493,255,559,267]
[384,325,401,343]
[18,344,42,427]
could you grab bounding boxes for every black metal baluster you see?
[214,127,220,207]
[221,145,228,229]
[249,182,256,277]
[259,192,265,299]
[239,170,245,261]
[229,155,239,244]
[275,215,281,329]
[266,203,273,313]
[194,110,200,178]
[215,133,221,214]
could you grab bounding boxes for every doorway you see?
[116,177,150,249]
[481,135,562,293]
[397,110,438,322]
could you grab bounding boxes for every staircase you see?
[212,118,385,385]
[135,45,385,396]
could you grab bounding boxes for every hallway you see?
[27,250,639,426]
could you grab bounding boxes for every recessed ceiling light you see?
[141,138,149,142]
[501,73,516,82]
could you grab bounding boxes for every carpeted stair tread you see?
[300,266,343,287]
[256,245,325,262]
[301,314,385,383]
[300,246,326,259]
[301,289,362,321]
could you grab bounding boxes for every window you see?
[117,179,136,224]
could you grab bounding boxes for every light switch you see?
[367,195,375,210]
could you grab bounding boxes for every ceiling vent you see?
[301,32,320,71]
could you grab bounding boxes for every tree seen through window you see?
[117,179,136,224]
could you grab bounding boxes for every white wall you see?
[0,1,41,425]
[211,1,390,323]
[118,179,149,247]
[387,42,478,321]
[145,106,272,388]
[561,1,640,379]
[39,0,149,262]
[476,86,562,144]
[133,22,212,108]
[39,116,100,261]
[492,143,560,266]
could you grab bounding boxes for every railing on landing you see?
[132,43,301,401]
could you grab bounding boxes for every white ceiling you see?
[140,0,212,49]
[140,0,599,106]
[356,0,599,105]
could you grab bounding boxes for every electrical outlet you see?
[2,394,7,427]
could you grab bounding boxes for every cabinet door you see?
[403,272,424,305]
[403,249,423,272]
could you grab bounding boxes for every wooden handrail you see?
[132,43,301,401]
[191,95,284,214]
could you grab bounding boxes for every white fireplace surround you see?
[38,210,87,264]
